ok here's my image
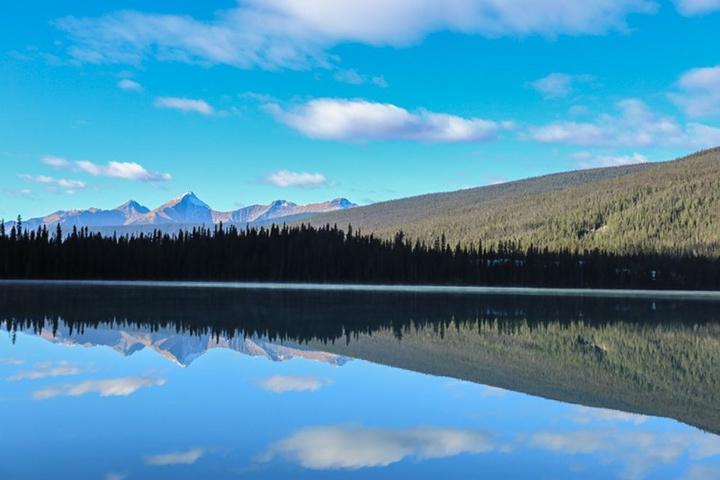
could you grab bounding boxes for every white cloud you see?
[54,1,657,71]
[669,65,720,117]
[569,406,648,425]
[43,156,173,182]
[674,0,720,15]
[18,173,87,190]
[530,73,594,98]
[145,448,204,466]
[8,365,82,381]
[480,385,508,396]
[334,69,388,87]
[32,376,166,400]
[572,152,650,169]
[104,474,127,480]
[527,429,720,480]
[263,170,332,188]
[683,465,720,480]
[154,97,214,115]
[256,375,330,393]
[266,98,512,143]
[118,79,143,91]
[528,99,720,148]
[76,160,173,181]
[685,123,720,147]
[42,155,70,167]
[239,92,279,103]
[0,189,34,198]
[0,358,25,365]
[259,425,496,469]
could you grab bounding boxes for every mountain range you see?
[8,192,356,231]
[7,147,720,257]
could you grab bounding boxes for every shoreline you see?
[2,279,720,300]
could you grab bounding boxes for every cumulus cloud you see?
[145,448,204,466]
[529,99,720,148]
[530,73,595,98]
[262,170,333,188]
[118,79,143,91]
[256,375,330,393]
[674,0,720,15]
[53,1,657,71]
[43,156,172,182]
[266,98,513,143]
[572,152,650,169]
[154,97,214,115]
[32,376,166,400]
[669,65,720,117]
[259,425,496,469]
[334,69,387,87]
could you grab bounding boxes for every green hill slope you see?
[303,148,720,256]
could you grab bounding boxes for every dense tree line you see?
[1,220,719,290]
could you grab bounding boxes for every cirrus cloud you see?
[265,98,514,143]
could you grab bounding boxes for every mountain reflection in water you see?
[2,282,719,436]
[0,284,720,478]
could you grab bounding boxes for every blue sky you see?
[2,0,720,219]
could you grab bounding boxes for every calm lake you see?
[1,282,719,479]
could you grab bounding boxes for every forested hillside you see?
[302,148,720,256]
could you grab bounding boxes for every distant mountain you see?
[298,147,720,256]
[36,322,351,368]
[130,191,213,225]
[8,192,356,231]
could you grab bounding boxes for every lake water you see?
[1,282,719,479]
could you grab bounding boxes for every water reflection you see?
[1,282,719,479]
